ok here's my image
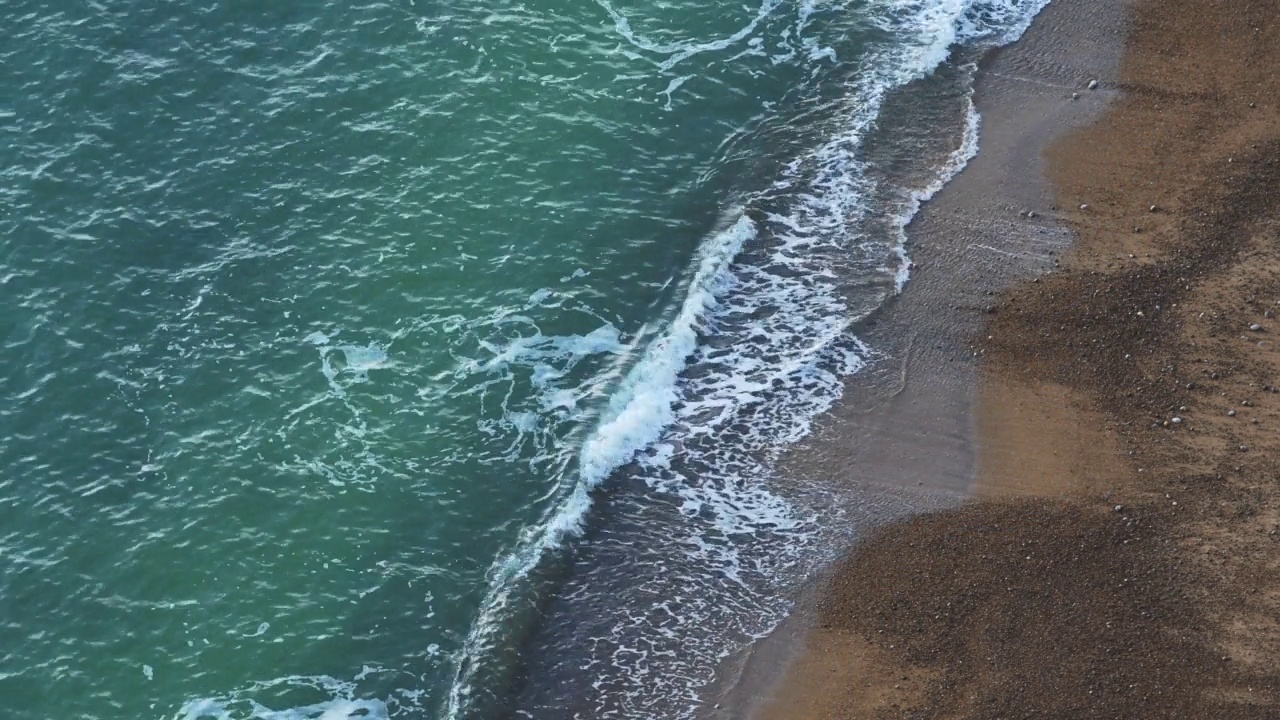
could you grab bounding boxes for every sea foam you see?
[443,212,756,719]
[442,1,1052,719]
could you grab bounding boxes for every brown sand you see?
[748,0,1280,717]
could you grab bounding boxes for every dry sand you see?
[743,0,1280,717]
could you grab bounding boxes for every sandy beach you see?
[732,0,1280,717]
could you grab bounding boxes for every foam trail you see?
[173,675,389,720]
[593,0,786,71]
[442,213,756,720]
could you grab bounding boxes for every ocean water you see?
[0,1,1047,718]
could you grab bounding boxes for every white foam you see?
[594,0,786,71]
[768,0,1052,303]
[174,675,389,720]
[578,214,753,489]
[442,212,755,720]
[439,0,1055,718]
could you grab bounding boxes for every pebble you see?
[1171,417,1183,424]
[1072,92,1080,100]
[1114,505,1125,513]
[1240,445,1249,452]
[1228,410,1236,417]
[1080,203,1089,210]
[1150,204,1159,212]
[1250,323,1263,331]
[1088,79,1099,90]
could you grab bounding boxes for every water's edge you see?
[443,3,1057,718]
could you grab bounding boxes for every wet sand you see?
[736,0,1280,716]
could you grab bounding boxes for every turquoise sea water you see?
[1,1,1047,718]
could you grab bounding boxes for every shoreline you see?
[711,0,1127,713]
[724,0,1280,716]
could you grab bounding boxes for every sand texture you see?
[749,0,1280,717]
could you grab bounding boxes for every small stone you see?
[1027,211,1037,218]
[1072,92,1080,100]
[1150,205,1159,212]
[1114,505,1125,513]
[1240,445,1249,452]
[1228,410,1237,417]
[1250,323,1263,332]
[1171,417,1183,424]
[1080,203,1089,210]
[1242,400,1253,407]
[1088,79,1099,90]
[1186,382,1196,389]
